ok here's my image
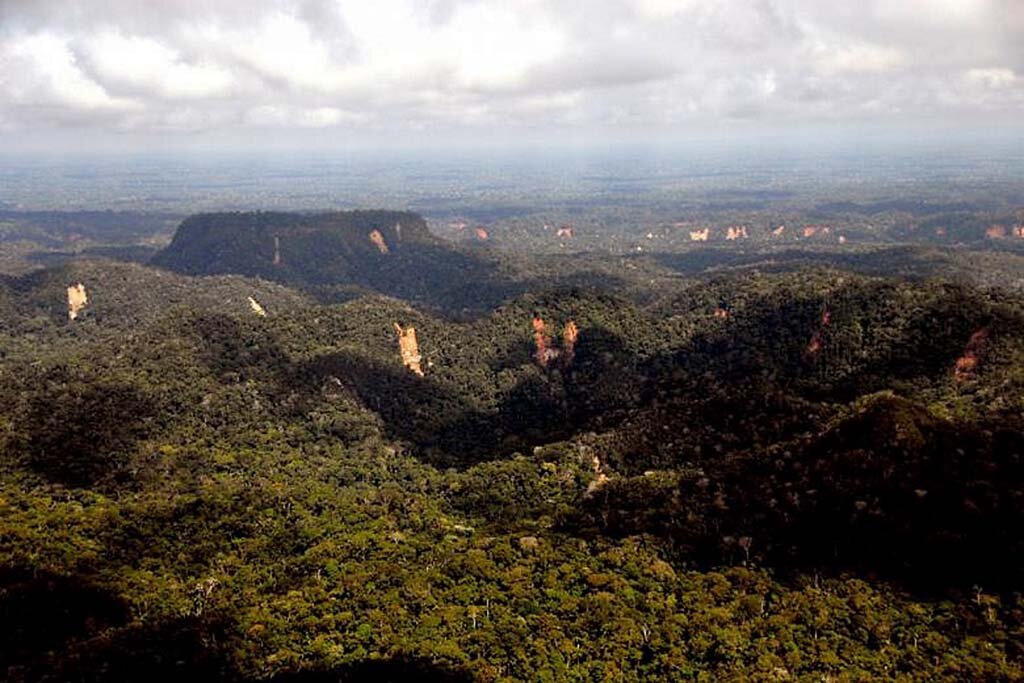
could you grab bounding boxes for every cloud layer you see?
[0,0,1021,144]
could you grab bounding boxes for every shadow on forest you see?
[565,394,1024,594]
[262,658,473,683]
[289,323,643,469]
[12,278,1024,595]
[164,292,1024,594]
[1,564,472,683]
[18,376,159,489]
[0,566,131,677]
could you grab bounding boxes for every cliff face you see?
[726,226,749,241]
[248,296,267,317]
[66,283,88,320]
[394,323,424,376]
[153,211,429,282]
[954,328,988,381]
[533,314,579,369]
[806,309,832,355]
[368,230,390,254]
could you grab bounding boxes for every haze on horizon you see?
[0,0,1022,156]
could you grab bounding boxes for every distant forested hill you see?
[152,211,508,313]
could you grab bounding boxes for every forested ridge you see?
[2,211,1024,681]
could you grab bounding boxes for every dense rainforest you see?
[2,211,1024,681]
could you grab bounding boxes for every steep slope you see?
[151,211,508,312]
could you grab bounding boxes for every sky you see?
[0,0,1022,154]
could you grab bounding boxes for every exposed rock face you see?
[726,226,749,240]
[713,307,730,319]
[563,319,579,365]
[67,282,88,320]
[368,229,390,254]
[987,224,1007,239]
[533,314,556,366]
[954,328,989,382]
[394,322,424,376]
[154,211,435,287]
[248,296,267,317]
[772,225,786,237]
[806,309,832,355]
[152,211,501,314]
[585,453,610,495]
[474,227,489,241]
[556,226,574,238]
[533,314,579,368]
[689,228,710,242]
[803,225,830,238]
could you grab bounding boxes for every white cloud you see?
[245,105,366,128]
[966,67,1017,88]
[84,30,235,99]
[0,0,1020,140]
[2,32,138,111]
[811,41,904,75]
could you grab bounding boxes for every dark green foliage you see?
[2,241,1024,681]
[152,211,510,313]
[16,374,158,488]
[571,394,1024,591]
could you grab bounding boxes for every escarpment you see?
[151,210,502,312]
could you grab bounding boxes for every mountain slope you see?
[151,211,508,312]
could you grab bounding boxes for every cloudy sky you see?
[1,0,1022,152]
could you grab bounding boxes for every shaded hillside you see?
[571,394,1024,592]
[2,257,1024,680]
[152,211,511,313]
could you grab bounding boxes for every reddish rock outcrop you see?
[726,226,749,240]
[803,225,831,238]
[806,309,832,355]
[533,314,556,366]
[954,328,988,382]
[533,314,579,368]
[986,224,1007,239]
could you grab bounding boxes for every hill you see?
[151,211,509,313]
[2,252,1024,680]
